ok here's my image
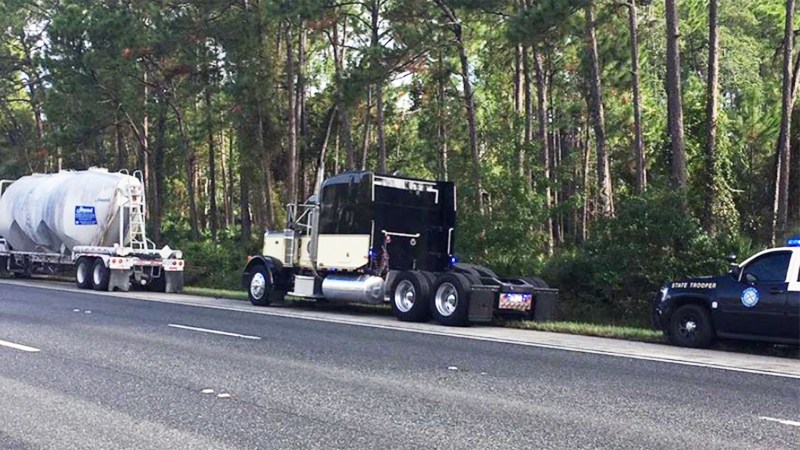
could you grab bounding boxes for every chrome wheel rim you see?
[394,280,416,313]
[77,263,87,284]
[92,263,104,286]
[250,272,266,300]
[435,282,458,317]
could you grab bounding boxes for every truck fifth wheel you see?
[242,171,558,326]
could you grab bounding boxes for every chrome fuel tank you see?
[321,275,386,304]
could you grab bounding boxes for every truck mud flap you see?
[531,288,559,321]
[468,285,495,323]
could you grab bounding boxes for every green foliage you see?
[161,218,257,290]
[543,191,755,326]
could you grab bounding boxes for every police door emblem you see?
[741,287,760,308]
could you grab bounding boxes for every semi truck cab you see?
[243,171,558,326]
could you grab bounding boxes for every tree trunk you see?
[361,87,372,170]
[772,0,795,244]
[239,131,252,244]
[174,104,199,240]
[437,51,449,181]
[221,130,230,229]
[142,69,152,221]
[256,99,275,229]
[628,0,646,194]
[533,47,554,255]
[435,0,483,213]
[514,42,524,173]
[585,0,614,217]
[286,24,298,206]
[298,23,309,200]
[331,17,356,170]
[702,0,720,234]
[665,0,687,191]
[151,90,168,245]
[115,117,126,171]
[371,0,387,173]
[523,47,533,184]
[205,79,219,242]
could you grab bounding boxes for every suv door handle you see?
[769,288,785,295]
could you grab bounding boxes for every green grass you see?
[183,286,248,301]
[501,319,666,343]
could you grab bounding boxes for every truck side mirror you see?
[744,272,758,285]
[729,265,741,279]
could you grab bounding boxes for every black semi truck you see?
[242,171,557,326]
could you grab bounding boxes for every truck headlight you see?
[659,286,669,302]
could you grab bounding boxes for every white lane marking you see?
[4,280,799,380]
[759,416,800,427]
[217,393,231,398]
[167,324,261,340]
[201,389,215,394]
[0,339,40,353]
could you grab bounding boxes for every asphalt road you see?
[0,282,798,449]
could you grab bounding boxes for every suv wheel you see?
[668,304,714,348]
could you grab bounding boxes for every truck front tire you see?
[431,273,472,327]
[248,266,285,306]
[390,271,432,322]
[668,304,714,348]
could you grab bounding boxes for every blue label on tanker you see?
[74,206,97,225]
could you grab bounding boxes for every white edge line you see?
[759,416,800,427]
[4,280,799,380]
[168,324,261,340]
[0,339,40,353]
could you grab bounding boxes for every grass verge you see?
[183,286,248,301]
[502,319,665,343]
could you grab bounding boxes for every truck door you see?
[786,257,800,341]
[723,251,791,338]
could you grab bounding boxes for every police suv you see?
[654,241,800,348]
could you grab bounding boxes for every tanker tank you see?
[0,169,141,254]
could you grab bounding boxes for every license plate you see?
[498,293,532,311]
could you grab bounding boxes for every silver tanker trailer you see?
[0,168,184,293]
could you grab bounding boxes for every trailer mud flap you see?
[468,285,494,323]
[110,269,132,292]
[165,271,184,294]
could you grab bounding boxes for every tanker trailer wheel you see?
[390,271,432,322]
[431,273,472,327]
[91,259,110,291]
[75,258,92,289]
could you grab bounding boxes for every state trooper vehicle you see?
[654,240,800,348]
[242,171,558,326]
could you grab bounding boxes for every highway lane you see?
[0,282,798,449]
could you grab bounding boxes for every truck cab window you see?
[741,251,791,283]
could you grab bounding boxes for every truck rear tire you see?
[75,258,92,289]
[431,272,472,327]
[91,259,110,291]
[390,271,432,322]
